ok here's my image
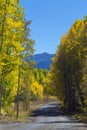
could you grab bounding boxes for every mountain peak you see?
[42,52,48,55]
[31,52,54,70]
[36,52,53,55]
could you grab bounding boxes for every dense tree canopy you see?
[0,0,35,116]
[49,17,87,113]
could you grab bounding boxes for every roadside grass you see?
[0,96,58,124]
[75,109,87,123]
[75,114,87,122]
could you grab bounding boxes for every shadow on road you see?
[29,102,87,129]
[30,103,64,117]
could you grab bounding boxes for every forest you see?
[0,0,87,121]
[49,18,87,114]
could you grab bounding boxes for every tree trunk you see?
[16,65,20,119]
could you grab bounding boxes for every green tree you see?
[15,19,35,118]
[50,17,87,113]
[0,0,24,114]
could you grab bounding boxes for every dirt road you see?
[0,103,87,130]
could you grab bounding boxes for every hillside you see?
[30,52,54,70]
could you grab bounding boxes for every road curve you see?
[0,102,87,130]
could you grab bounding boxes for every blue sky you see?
[20,0,87,54]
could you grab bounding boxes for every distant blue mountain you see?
[30,52,54,70]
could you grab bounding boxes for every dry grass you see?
[0,96,58,124]
[75,112,87,123]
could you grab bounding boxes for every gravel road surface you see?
[0,103,87,130]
